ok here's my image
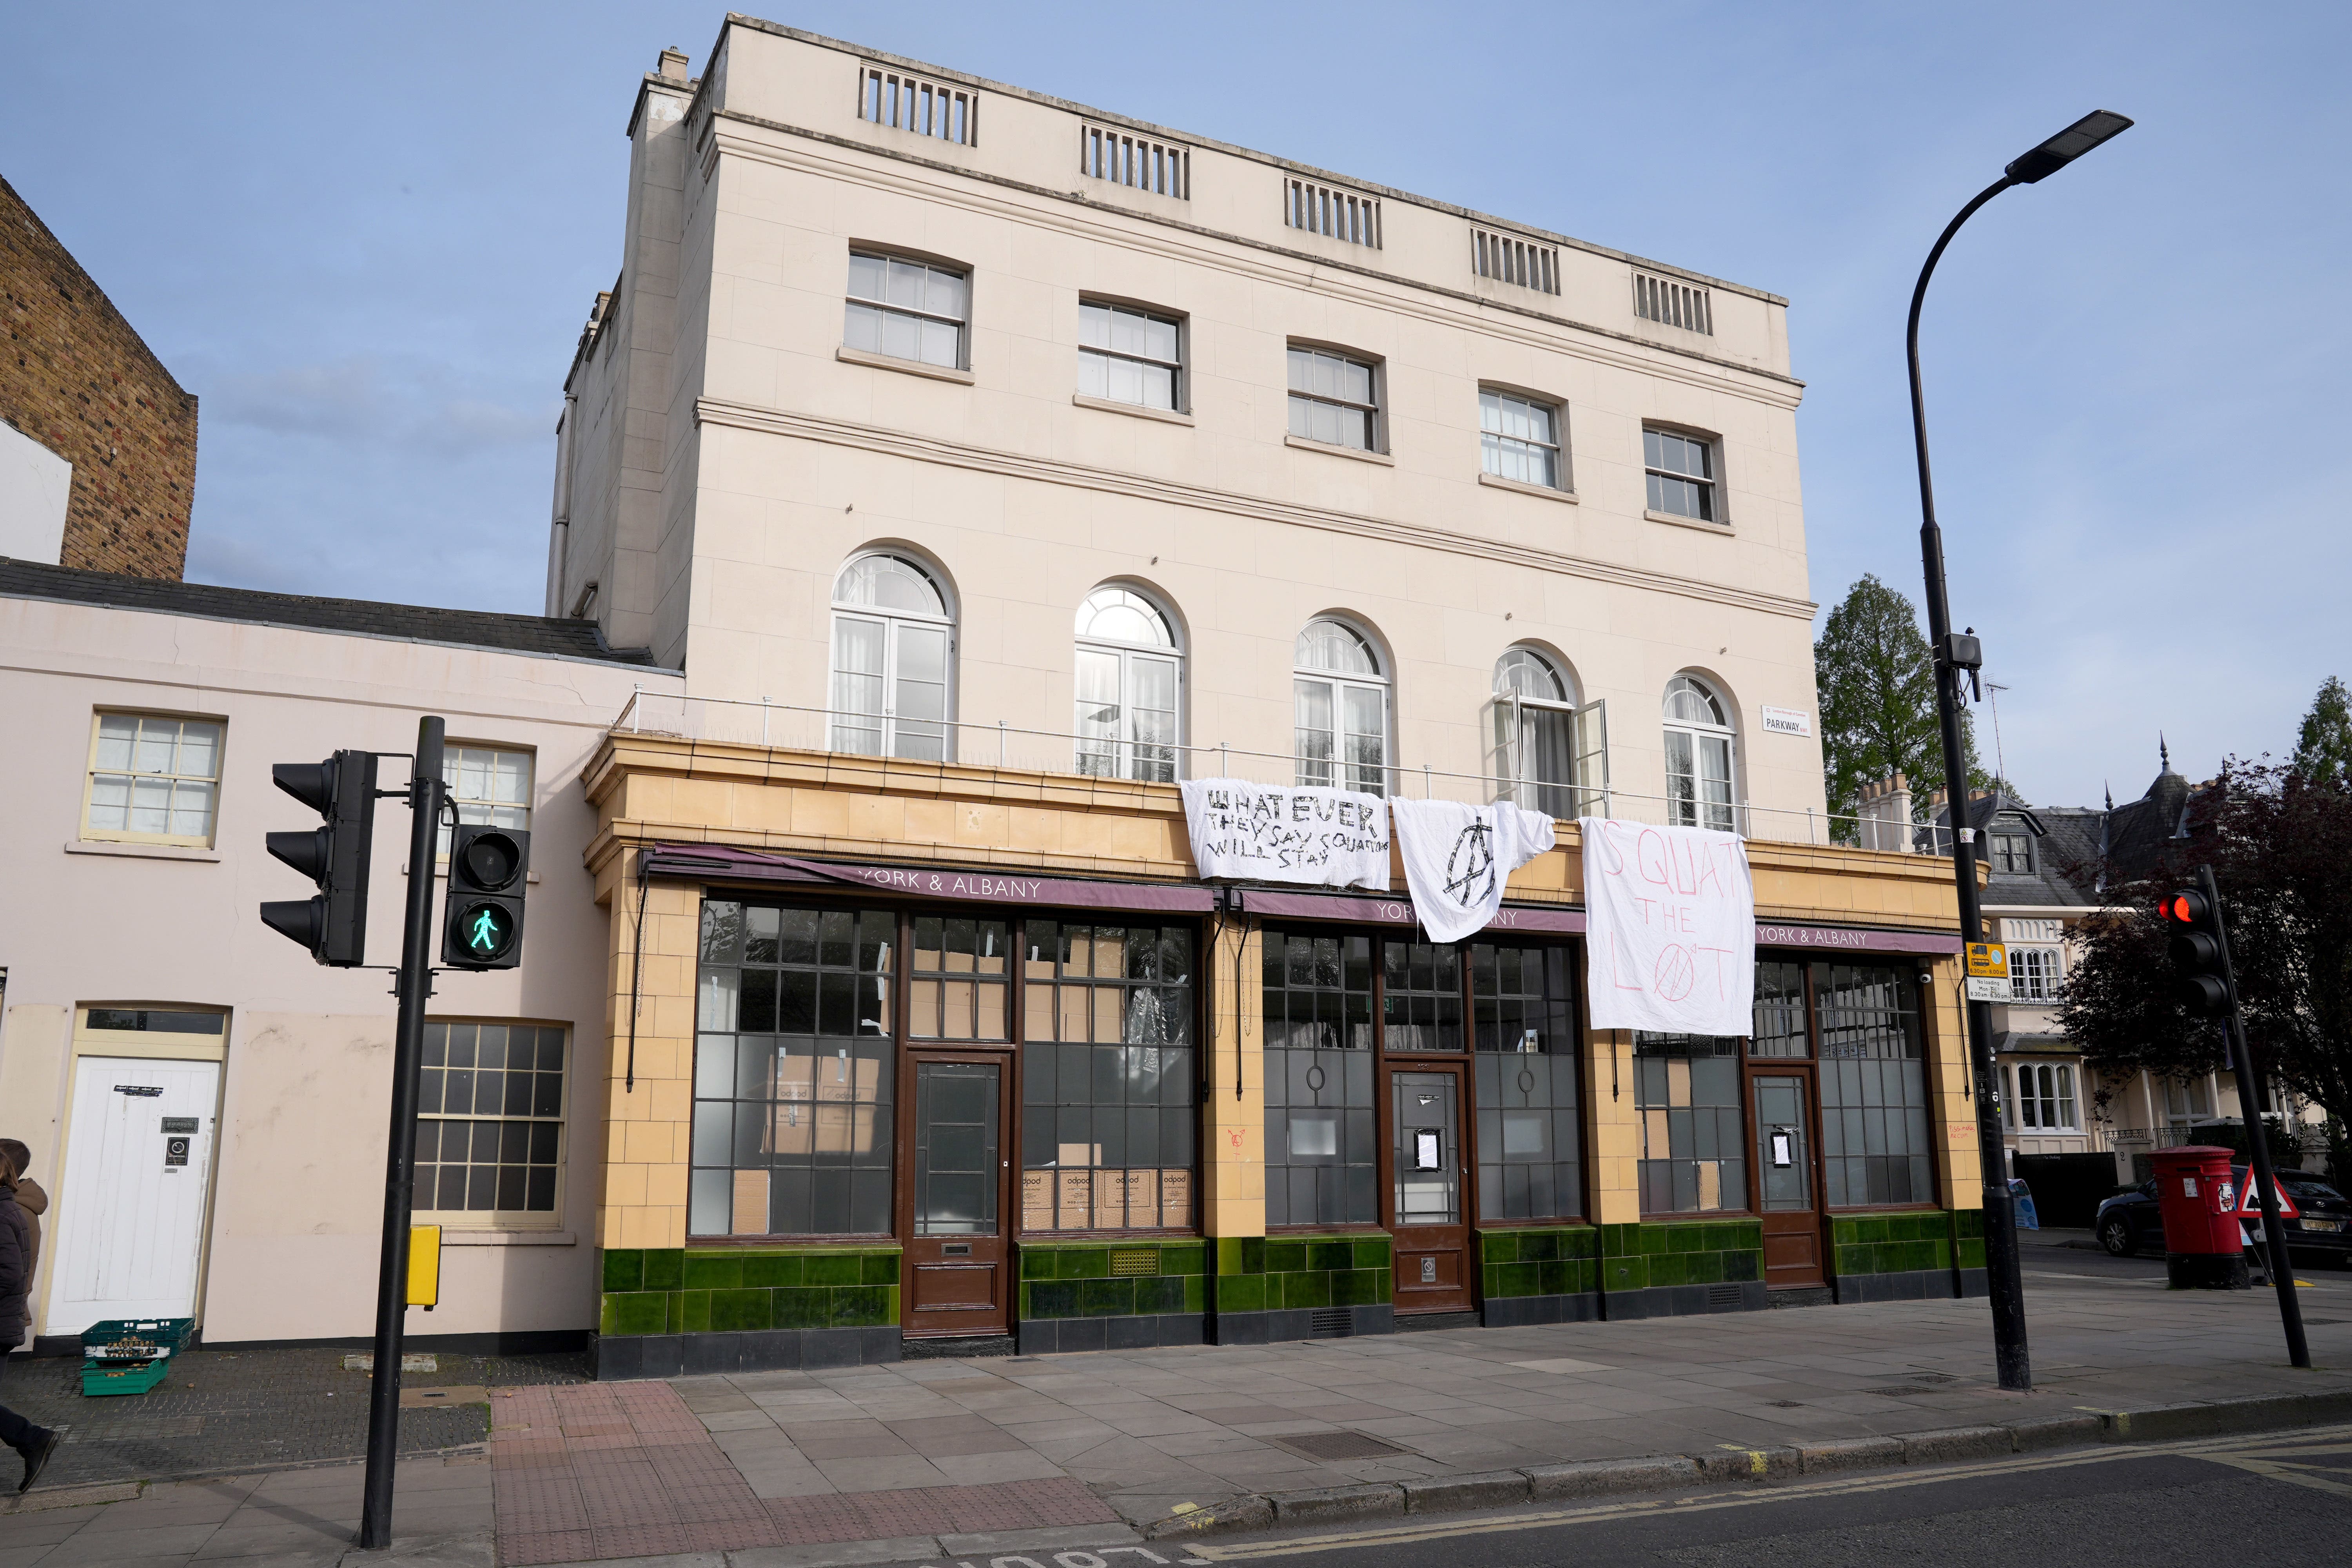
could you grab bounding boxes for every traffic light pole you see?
[360,717,445,1549]
[1907,176,2033,1394]
[2201,864,2310,1368]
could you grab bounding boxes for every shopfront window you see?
[1019,921,1195,1232]
[1816,964,1933,1205]
[1471,942,1581,1220]
[1634,1033,1747,1213]
[910,916,1009,1040]
[691,901,896,1237]
[1381,941,1461,1051]
[1262,928,1377,1226]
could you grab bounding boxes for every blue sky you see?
[8,1,2347,809]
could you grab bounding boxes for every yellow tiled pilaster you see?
[1203,919,1265,1238]
[1583,1028,1642,1223]
[596,875,701,1249]
[1923,952,1985,1209]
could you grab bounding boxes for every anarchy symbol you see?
[1445,821,1497,906]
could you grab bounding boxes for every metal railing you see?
[608,688,1905,848]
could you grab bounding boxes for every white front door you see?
[50,1056,221,1334]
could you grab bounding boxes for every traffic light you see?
[441,824,529,969]
[2160,887,2232,1016]
[261,752,379,965]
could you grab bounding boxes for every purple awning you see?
[637,844,1214,915]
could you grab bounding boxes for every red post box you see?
[2151,1145,2249,1289]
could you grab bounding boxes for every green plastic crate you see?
[82,1356,171,1397]
[82,1318,194,1361]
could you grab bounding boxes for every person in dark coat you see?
[0,1149,60,1492]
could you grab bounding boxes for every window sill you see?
[1071,392,1194,426]
[1479,471,1578,503]
[65,839,220,863]
[436,1229,576,1247]
[1645,508,1733,534]
[1284,434,1395,466]
[835,345,975,385]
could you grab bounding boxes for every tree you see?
[2057,756,2352,1169]
[2294,675,2352,786]
[1814,574,1987,838]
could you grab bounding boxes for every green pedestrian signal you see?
[440,824,529,970]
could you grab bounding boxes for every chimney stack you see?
[659,46,690,81]
[1855,772,1915,852]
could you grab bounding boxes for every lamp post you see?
[1906,109,2132,1393]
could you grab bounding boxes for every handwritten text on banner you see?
[1579,818,1756,1036]
[1178,779,1392,890]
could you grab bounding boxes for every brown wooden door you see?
[1389,1067,1474,1313]
[901,1055,1011,1337]
[1751,1072,1825,1288]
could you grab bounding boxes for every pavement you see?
[4,1227,2351,1567]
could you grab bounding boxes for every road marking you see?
[1508,1357,1615,1374]
[1186,1422,2352,1560]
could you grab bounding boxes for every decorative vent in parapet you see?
[857,62,978,147]
[1473,227,1559,295]
[1285,178,1381,249]
[1633,270,1713,335]
[1081,124,1189,199]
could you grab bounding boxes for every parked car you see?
[2095,1167,2351,1265]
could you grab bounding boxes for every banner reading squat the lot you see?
[1178,778,1391,889]
[1579,818,1755,1036]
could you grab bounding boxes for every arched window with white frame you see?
[1074,586,1182,782]
[1492,648,1607,820]
[1662,673,1735,832]
[831,552,955,761]
[1294,617,1389,795]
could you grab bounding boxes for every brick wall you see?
[1,173,198,578]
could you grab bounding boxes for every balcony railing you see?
[609,688,1886,849]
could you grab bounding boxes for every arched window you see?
[831,553,953,760]
[1493,648,1605,819]
[1295,618,1388,795]
[1662,673,1735,832]
[1074,586,1182,782]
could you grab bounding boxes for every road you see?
[1167,1426,2352,1568]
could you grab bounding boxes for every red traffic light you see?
[2161,889,2210,926]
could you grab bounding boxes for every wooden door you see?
[1388,1066,1474,1313]
[52,1056,220,1333]
[1751,1072,1825,1288]
[901,1056,1011,1337]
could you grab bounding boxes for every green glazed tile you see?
[642,1250,685,1292]
[742,1253,803,1289]
[861,1251,900,1285]
[829,1285,890,1327]
[773,1287,827,1330]
[711,1288,772,1332]
[1215,1274,1265,1313]
[601,1249,644,1293]
[802,1253,863,1287]
[1061,1248,1111,1279]
[601,1291,668,1336]
[680,1290,713,1333]
[682,1253,743,1290]
[1265,1241,1307,1276]
[1281,1271,1332,1309]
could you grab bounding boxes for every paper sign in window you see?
[1413,1129,1442,1170]
[1289,1115,1338,1158]
[1770,1131,1793,1168]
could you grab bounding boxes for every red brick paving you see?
[490,1383,1118,1566]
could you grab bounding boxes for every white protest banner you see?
[1178,778,1392,890]
[1388,799,1557,944]
[1579,818,1755,1036]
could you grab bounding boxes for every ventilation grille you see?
[1109,1249,1156,1276]
[858,63,977,147]
[1473,228,1558,294]
[1634,271,1712,334]
[1706,1283,1743,1307]
[1083,125,1188,199]
[1286,179,1381,249]
[1307,1307,1354,1338]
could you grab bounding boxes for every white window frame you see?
[829,552,958,762]
[1644,426,1721,523]
[1662,674,1737,833]
[438,745,533,860]
[1287,345,1381,452]
[1074,586,1184,783]
[844,250,969,370]
[1490,648,1607,819]
[414,1018,570,1232]
[1294,617,1390,796]
[1480,388,1567,490]
[1078,300,1184,412]
[2008,945,2063,1002]
[2009,1062,2079,1133]
[82,711,226,848]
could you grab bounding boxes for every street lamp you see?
[1906,108,2132,1394]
